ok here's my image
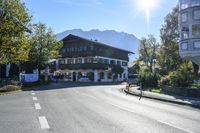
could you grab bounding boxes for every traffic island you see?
[124,86,200,109]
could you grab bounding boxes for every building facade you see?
[49,34,133,82]
[179,0,200,65]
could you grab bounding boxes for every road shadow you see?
[23,82,124,92]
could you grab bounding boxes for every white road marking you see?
[34,103,41,110]
[157,120,195,133]
[106,102,136,113]
[82,93,97,100]
[31,92,35,95]
[33,97,38,101]
[108,102,195,133]
[38,116,50,129]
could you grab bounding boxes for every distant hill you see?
[56,29,140,61]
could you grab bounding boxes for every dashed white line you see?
[34,103,41,110]
[157,120,195,133]
[31,92,35,95]
[38,116,50,129]
[33,97,38,101]
[107,102,136,113]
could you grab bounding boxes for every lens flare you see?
[138,0,158,23]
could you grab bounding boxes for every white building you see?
[49,34,134,82]
[179,0,200,66]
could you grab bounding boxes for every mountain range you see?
[56,29,140,61]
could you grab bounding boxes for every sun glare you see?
[138,0,158,23]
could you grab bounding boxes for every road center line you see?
[34,103,41,110]
[33,97,38,101]
[157,120,195,133]
[38,116,50,129]
[31,92,35,95]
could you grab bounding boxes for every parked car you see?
[78,76,90,82]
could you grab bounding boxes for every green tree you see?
[0,0,32,64]
[139,35,159,72]
[159,61,195,87]
[157,5,183,75]
[24,23,63,76]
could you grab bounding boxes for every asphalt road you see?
[0,82,200,133]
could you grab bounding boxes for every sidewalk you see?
[124,86,200,109]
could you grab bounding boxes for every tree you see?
[24,23,63,77]
[157,5,185,75]
[159,61,195,87]
[139,35,159,72]
[0,0,32,64]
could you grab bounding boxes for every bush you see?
[0,85,21,92]
[159,62,195,87]
[139,66,159,87]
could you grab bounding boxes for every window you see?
[83,46,87,51]
[98,58,104,63]
[182,27,189,39]
[75,58,82,64]
[59,59,65,64]
[181,42,188,50]
[104,59,109,64]
[85,58,93,63]
[61,48,66,53]
[108,72,112,79]
[193,10,200,20]
[194,41,200,49]
[191,0,200,7]
[122,62,128,66]
[110,60,116,65]
[181,12,188,22]
[117,61,121,65]
[67,59,74,64]
[192,24,200,38]
[79,46,83,52]
[71,47,74,52]
[88,46,94,51]
[74,47,78,52]
[180,0,189,10]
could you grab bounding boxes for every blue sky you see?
[23,0,178,40]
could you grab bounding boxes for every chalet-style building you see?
[49,34,134,82]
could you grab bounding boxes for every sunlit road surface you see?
[0,82,199,133]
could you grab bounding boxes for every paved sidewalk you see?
[124,86,200,108]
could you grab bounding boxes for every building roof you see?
[62,34,134,54]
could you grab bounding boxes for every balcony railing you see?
[59,63,110,70]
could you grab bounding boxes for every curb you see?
[123,89,200,109]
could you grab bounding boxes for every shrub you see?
[139,66,159,87]
[0,85,21,92]
[159,62,195,87]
